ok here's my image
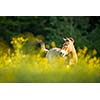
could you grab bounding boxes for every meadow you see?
[0,35,100,83]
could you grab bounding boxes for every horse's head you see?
[61,37,74,56]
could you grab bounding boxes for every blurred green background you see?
[0,16,100,82]
[0,16,100,55]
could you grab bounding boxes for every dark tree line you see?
[0,16,100,55]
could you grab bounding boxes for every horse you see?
[39,37,78,65]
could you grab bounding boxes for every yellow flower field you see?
[0,36,100,83]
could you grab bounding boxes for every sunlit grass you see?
[0,36,100,83]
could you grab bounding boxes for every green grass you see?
[0,49,100,83]
[0,36,100,83]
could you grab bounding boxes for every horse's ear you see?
[63,38,66,41]
[69,37,74,43]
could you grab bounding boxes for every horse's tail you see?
[37,40,49,52]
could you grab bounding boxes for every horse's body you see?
[46,48,67,59]
[40,37,78,64]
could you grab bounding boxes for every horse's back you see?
[46,48,61,59]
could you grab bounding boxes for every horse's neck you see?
[71,45,78,62]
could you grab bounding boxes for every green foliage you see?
[0,16,100,55]
[10,33,44,55]
[88,25,100,55]
[0,38,8,56]
[0,37,100,83]
[0,49,99,83]
[0,16,100,82]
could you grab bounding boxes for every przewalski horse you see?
[39,37,78,64]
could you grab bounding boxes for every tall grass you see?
[0,35,100,83]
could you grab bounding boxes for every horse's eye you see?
[66,40,69,42]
